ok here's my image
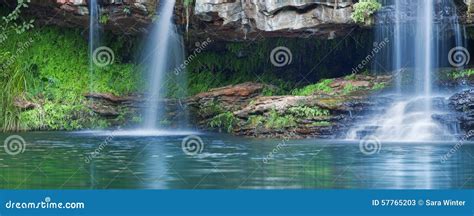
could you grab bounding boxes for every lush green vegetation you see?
[0,3,377,132]
[351,0,382,24]
[209,111,238,133]
[0,4,140,131]
[185,33,373,96]
[449,69,474,79]
[291,79,334,96]
[288,106,330,118]
[264,109,296,129]
[209,105,333,133]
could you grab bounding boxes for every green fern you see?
[351,0,382,24]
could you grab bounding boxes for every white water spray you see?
[347,0,464,141]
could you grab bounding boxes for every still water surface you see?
[0,132,472,189]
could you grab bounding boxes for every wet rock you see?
[449,89,474,139]
[84,92,143,120]
[450,89,474,111]
[87,103,119,117]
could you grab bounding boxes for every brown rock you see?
[85,92,135,103]
[13,97,37,110]
[87,103,119,117]
[188,82,271,112]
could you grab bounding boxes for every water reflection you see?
[0,132,472,189]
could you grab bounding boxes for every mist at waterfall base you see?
[347,0,465,142]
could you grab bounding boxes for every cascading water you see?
[142,0,187,130]
[347,0,465,141]
[88,0,99,87]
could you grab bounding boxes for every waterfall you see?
[88,0,99,89]
[347,0,465,141]
[142,0,187,130]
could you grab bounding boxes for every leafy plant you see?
[123,7,131,15]
[450,69,474,79]
[342,83,358,94]
[1,0,34,36]
[99,14,109,24]
[288,106,330,118]
[264,109,296,129]
[351,0,381,24]
[209,111,238,133]
[200,101,223,117]
[292,79,334,96]
[246,115,265,127]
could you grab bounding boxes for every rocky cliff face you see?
[193,0,355,40]
[4,0,473,39]
[8,0,356,40]
[13,0,155,35]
